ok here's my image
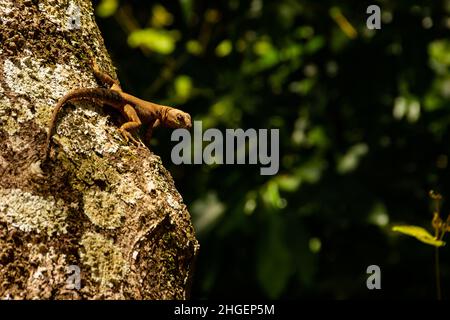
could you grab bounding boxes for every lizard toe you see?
[119,129,141,146]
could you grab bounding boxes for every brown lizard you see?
[44,61,192,160]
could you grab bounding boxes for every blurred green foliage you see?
[93,0,450,299]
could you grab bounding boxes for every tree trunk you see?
[0,0,199,299]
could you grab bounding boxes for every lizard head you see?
[166,109,192,129]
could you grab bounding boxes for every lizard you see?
[43,61,192,160]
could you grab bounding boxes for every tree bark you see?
[0,0,199,299]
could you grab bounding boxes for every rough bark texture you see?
[0,0,199,299]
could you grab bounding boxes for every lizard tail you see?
[43,88,119,161]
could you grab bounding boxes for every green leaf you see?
[286,222,317,288]
[178,0,193,23]
[429,40,450,68]
[96,0,119,18]
[295,158,327,184]
[294,26,314,39]
[261,181,284,209]
[257,217,293,298]
[186,40,203,55]
[304,36,325,54]
[151,4,173,28]
[174,75,193,100]
[276,175,301,192]
[128,29,179,54]
[337,143,368,174]
[392,225,445,247]
[215,40,233,57]
[254,40,274,56]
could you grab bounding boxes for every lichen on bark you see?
[0,0,199,299]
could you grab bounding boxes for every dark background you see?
[92,0,450,299]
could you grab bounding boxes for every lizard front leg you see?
[91,61,141,144]
[120,104,142,145]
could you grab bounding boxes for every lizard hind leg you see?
[91,60,122,92]
[119,104,142,145]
